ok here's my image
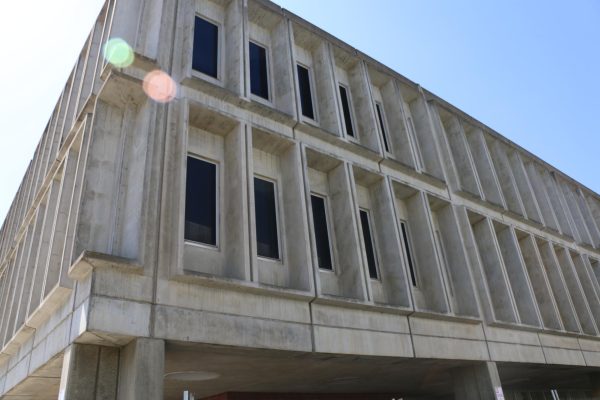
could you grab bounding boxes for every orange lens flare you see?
[143,70,177,103]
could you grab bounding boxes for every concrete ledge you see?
[295,123,383,165]
[76,330,136,347]
[1,326,34,359]
[538,333,581,350]
[409,316,485,340]
[488,342,545,363]
[92,268,154,303]
[181,72,299,130]
[153,304,312,352]
[579,337,600,366]
[157,279,312,324]
[542,347,586,366]
[484,326,541,346]
[582,350,600,367]
[379,162,449,199]
[313,326,413,358]
[409,315,490,361]
[310,295,411,316]
[407,310,482,324]
[311,304,409,333]
[87,296,151,338]
[96,70,149,109]
[68,251,143,281]
[412,335,489,361]
[579,337,600,352]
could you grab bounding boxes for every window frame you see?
[184,153,220,250]
[399,219,419,287]
[253,174,283,262]
[338,83,358,142]
[296,62,319,123]
[248,40,272,105]
[310,192,336,272]
[359,208,380,280]
[191,14,224,87]
[375,101,391,155]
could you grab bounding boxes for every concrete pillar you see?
[117,338,164,400]
[58,343,119,400]
[591,372,600,399]
[452,362,504,400]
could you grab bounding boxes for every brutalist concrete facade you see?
[1,0,600,399]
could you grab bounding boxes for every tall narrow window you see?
[249,42,269,100]
[310,195,333,270]
[185,156,217,245]
[338,85,355,137]
[400,221,417,286]
[297,64,315,120]
[359,209,378,279]
[254,177,279,259]
[192,16,219,78]
[375,102,390,153]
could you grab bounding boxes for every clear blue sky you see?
[0,0,599,222]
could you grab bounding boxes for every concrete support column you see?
[117,338,164,400]
[58,343,119,400]
[591,372,600,399]
[452,361,504,400]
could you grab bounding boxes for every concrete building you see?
[1,0,600,398]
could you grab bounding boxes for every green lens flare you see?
[103,38,134,68]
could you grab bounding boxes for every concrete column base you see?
[452,361,504,400]
[117,338,165,400]
[58,343,119,400]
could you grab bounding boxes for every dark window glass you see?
[249,42,269,99]
[297,64,315,119]
[400,221,417,286]
[185,157,217,245]
[310,195,333,269]
[192,17,219,78]
[359,210,378,279]
[254,177,279,259]
[375,103,390,153]
[339,85,354,137]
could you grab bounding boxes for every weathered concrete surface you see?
[1,0,600,399]
[58,344,118,400]
[117,339,164,400]
[452,362,503,400]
